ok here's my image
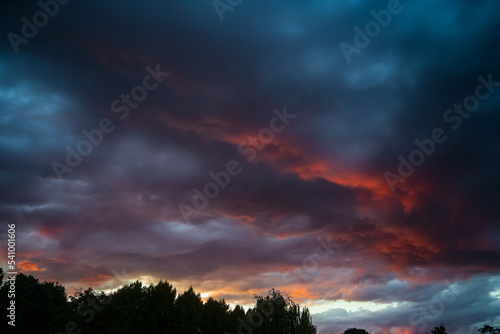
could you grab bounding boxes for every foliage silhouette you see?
[342,328,371,334]
[243,288,316,334]
[479,325,500,334]
[1,272,496,334]
[428,324,448,334]
[0,273,69,333]
[0,271,317,334]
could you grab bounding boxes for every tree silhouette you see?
[297,307,315,334]
[144,280,177,333]
[479,325,500,334]
[201,297,231,333]
[0,273,69,333]
[110,281,148,333]
[342,328,371,334]
[245,288,317,334]
[227,303,247,332]
[66,287,112,334]
[174,286,204,334]
[428,324,448,334]
[8,271,496,334]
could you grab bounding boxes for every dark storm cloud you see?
[313,275,500,334]
[1,0,500,333]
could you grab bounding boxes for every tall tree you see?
[342,328,371,334]
[297,307,316,334]
[247,288,316,334]
[106,281,147,334]
[144,280,177,333]
[201,297,231,333]
[227,304,246,332]
[174,286,203,334]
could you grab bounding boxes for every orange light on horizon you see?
[79,274,112,286]
[18,260,46,272]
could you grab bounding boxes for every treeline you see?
[2,269,498,334]
[0,269,316,334]
[342,323,500,334]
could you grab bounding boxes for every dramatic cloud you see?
[1,0,499,333]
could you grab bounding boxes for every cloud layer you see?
[1,0,500,333]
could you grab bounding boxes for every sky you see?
[1,0,500,333]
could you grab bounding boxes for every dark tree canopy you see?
[0,272,317,334]
[0,273,69,333]
[428,324,448,334]
[244,288,317,334]
[479,325,500,334]
[342,328,371,334]
[1,272,496,334]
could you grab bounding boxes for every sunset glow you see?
[1,0,500,333]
